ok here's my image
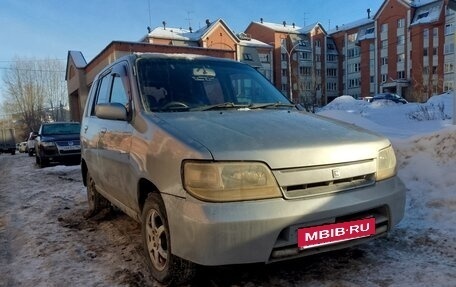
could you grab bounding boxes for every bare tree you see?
[1,57,67,132]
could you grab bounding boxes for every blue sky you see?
[0,0,384,102]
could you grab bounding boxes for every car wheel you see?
[28,150,34,157]
[84,171,110,218]
[36,153,48,168]
[142,193,196,285]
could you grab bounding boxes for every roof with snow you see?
[144,18,239,44]
[410,0,443,26]
[252,21,302,33]
[328,18,374,35]
[68,51,86,68]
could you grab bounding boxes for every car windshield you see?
[136,57,292,112]
[41,123,81,135]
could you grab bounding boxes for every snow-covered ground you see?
[0,94,455,287]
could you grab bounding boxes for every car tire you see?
[84,171,110,219]
[28,150,34,157]
[142,193,196,285]
[36,153,48,168]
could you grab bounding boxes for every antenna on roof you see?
[206,19,211,28]
[185,10,194,29]
[162,21,166,30]
[283,21,286,27]
[367,8,371,19]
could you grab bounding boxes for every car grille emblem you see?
[68,141,74,146]
[332,169,341,178]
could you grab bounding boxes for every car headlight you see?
[376,145,397,181]
[41,142,55,147]
[183,161,282,202]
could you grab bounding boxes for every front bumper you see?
[163,176,406,266]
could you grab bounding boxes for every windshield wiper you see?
[197,102,248,111]
[248,102,296,109]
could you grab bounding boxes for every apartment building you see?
[330,0,456,102]
[245,20,329,106]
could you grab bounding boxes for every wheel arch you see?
[137,178,161,214]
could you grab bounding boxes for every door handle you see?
[83,125,88,133]
[100,128,107,134]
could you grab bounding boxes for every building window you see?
[243,53,253,61]
[282,69,287,76]
[417,11,429,20]
[348,78,361,88]
[445,24,454,35]
[397,53,405,62]
[281,53,287,61]
[327,43,335,50]
[381,23,388,32]
[259,54,270,63]
[445,63,454,73]
[381,57,388,65]
[445,43,454,54]
[327,68,337,77]
[397,18,405,28]
[397,71,406,79]
[327,54,337,62]
[423,29,429,38]
[381,74,388,82]
[347,48,360,58]
[444,81,453,91]
[423,66,429,74]
[381,40,388,49]
[299,52,311,60]
[433,27,438,37]
[370,76,375,83]
[348,63,360,73]
[348,33,357,43]
[327,82,337,91]
[423,47,428,56]
[315,40,321,47]
[433,47,437,56]
[299,66,311,76]
[432,66,437,74]
[316,69,321,76]
[397,35,405,45]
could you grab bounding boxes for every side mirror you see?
[95,103,128,121]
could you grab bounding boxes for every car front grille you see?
[273,159,376,199]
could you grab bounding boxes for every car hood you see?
[156,110,390,169]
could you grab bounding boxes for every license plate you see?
[59,145,80,151]
[298,217,376,249]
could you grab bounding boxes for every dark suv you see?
[372,93,408,104]
[35,122,81,167]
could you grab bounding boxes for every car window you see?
[111,76,128,106]
[137,57,289,112]
[97,74,111,105]
[41,123,81,135]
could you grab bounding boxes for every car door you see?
[94,62,136,209]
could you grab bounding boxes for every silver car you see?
[80,53,405,285]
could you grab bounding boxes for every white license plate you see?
[59,145,80,151]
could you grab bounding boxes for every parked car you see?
[372,93,408,104]
[18,141,27,153]
[0,128,16,155]
[35,122,81,168]
[80,53,406,285]
[26,131,38,156]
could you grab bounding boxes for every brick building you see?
[330,0,456,102]
[245,20,329,106]
[66,19,272,121]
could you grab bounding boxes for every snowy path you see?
[0,151,455,287]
